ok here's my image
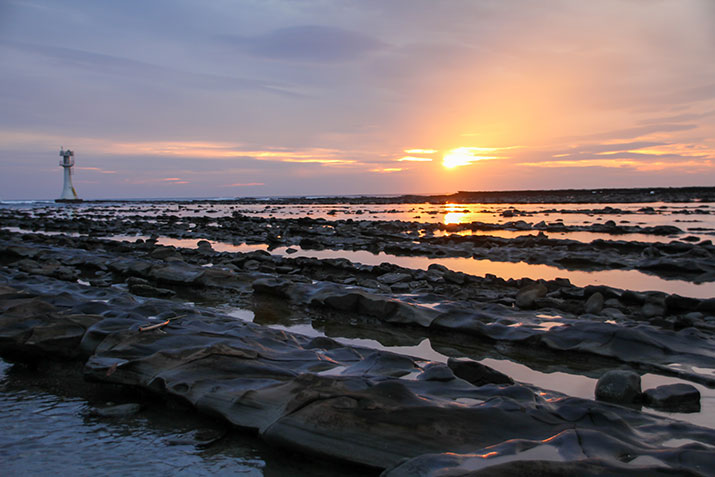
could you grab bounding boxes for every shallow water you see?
[146,236,715,298]
[8,201,715,239]
[6,227,707,297]
[0,360,373,477]
[221,306,715,430]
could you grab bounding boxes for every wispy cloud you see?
[2,41,303,97]
[223,26,384,63]
[370,167,403,173]
[397,156,432,162]
[518,158,713,172]
[76,166,116,174]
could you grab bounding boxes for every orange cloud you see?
[397,156,432,162]
[76,166,117,174]
[518,158,713,172]
[370,167,403,173]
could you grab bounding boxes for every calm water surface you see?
[0,360,373,477]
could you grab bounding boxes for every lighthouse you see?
[57,147,81,202]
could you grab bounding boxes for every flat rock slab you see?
[643,383,701,412]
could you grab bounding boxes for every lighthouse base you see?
[55,199,84,203]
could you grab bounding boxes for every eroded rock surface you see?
[1,197,714,476]
[1,278,714,475]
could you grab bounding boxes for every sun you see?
[442,147,498,169]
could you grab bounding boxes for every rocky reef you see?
[1,197,714,475]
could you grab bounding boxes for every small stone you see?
[242,259,260,270]
[417,363,455,381]
[697,298,715,314]
[377,272,412,285]
[601,308,626,320]
[128,283,176,298]
[641,302,665,318]
[150,247,179,260]
[595,370,641,404]
[447,358,514,386]
[197,240,213,250]
[515,283,547,309]
[390,282,411,293]
[643,383,700,412]
[665,294,699,312]
[584,292,604,314]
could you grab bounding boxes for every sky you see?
[1,0,714,200]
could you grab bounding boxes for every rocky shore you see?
[2,204,714,283]
[1,195,715,475]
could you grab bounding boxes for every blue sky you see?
[1,0,714,199]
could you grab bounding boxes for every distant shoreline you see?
[4,186,715,205]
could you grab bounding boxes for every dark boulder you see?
[594,370,641,404]
[643,383,700,412]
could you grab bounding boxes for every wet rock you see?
[601,307,626,320]
[620,290,646,305]
[196,240,213,251]
[150,247,180,260]
[584,292,604,314]
[417,363,455,381]
[383,429,710,476]
[150,262,204,284]
[242,259,261,270]
[252,277,293,298]
[595,370,641,404]
[447,358,514,386]
[323,291,362,311]
[443,270,466,285]
[126,276,150,287]
[651,225,682,235]
[642,301,666,318]
[377,272,412,285]
[514,282,547,309]
[390,282,411,293]
[299,237,324,250]
[697,298,715,314]
[643,383,700,412]
[128,283,176,298]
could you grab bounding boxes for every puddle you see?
[220,304,715,430]
[265,246,715,298]
[8,226,705,298]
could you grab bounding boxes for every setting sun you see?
[442,147,499,169]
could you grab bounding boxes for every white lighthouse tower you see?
[57,147,81,202]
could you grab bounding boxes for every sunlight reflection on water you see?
[134,236,715,298]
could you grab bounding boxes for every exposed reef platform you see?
[1,191,715,475]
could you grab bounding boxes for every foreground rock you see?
[595,370,642,404]
[1,278,714,475]
[643,383,701,412]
